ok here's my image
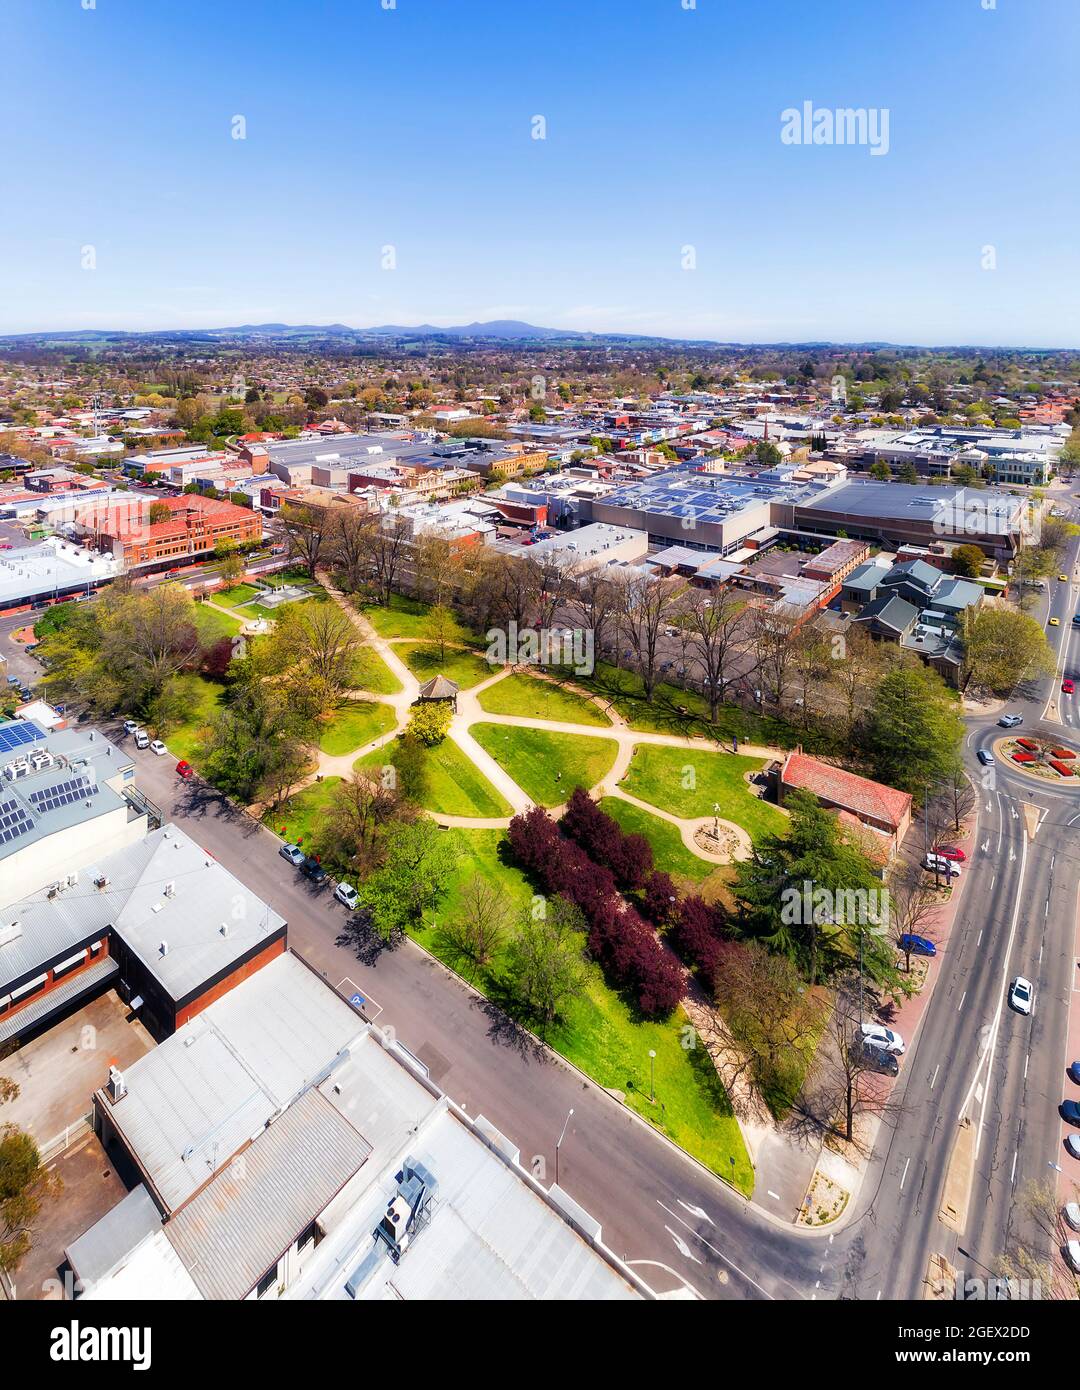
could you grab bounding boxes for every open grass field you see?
[619,742,787,843]
[355,735,512,818]
[475,671,612,726]
[351,645,403,696]
[359,593,481,646]
[397,642,498,691]
[193,603,242,643]
[264,776,342,850]
[470,724,618,806]
[409,829,752,1190]
[317,700,396,757]
[598,796,716,885]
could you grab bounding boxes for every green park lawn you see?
[598,796,716,885]
[397,642,498,691]
[264,776,342,850]
[160,675,226,765]
[193,603,242,642]
[619,743,787,843]
[217,583,261,612]
[355,735,512,818]
[475,671,612,727]
[409,830,752,1190]
[317,700,396,757]
[360,593,480,646]
[351,645,403,696]
[470,724,619,806]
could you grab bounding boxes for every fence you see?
[38,1111,93,1165]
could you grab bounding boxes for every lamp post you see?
[555,1107,574,1187]
[648,1049,657,1105]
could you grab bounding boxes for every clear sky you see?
[1,0,1077,345]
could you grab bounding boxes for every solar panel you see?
[0,723,45,754]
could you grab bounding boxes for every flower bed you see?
[1051,759,1076,777]
[1052,748,1077,760]
[1017,737,1039,751]
[1012,751,1037,763]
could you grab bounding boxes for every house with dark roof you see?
[851,593,919,642]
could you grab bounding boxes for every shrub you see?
[407,700,452,746]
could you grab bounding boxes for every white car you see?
[123,718,140,735]
[1064,1201,1080,1232]
[924,853,961,878]
[134,730,150,749]
[1066,1240,1080,1273]
[149,740,167,756]
[998,713,1024,729]
[1069,1134,1080,1161]
[860,1022,906,1056]
[1009,976,1033,1015]
[333,882,359,911]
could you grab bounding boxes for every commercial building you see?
[524,522,648,573]
[74,952,647,1301]
[0,537,122,614]
[74,492,262,568]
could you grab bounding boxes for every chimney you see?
[107,1066,126,1101]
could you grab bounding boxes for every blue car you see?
[899,933,936,957]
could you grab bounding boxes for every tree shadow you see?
[334,911,402,967]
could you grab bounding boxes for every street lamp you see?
[649,1049,657,1105]
[555,1107,574,1187]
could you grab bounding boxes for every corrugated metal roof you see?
[0,955,117,1045]
[165,1089,371,1301]
[65,1184,161,1286]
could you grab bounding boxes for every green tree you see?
[960,606,1056,695]
[1,1077,63,1276]
[865,663,964,801]
[359,821,459,939]
[148,500,171,525]
[506,896,589,1033]
[406,700,452,746]
[953,543,987,578]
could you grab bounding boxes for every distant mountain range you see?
[0,319,912,351]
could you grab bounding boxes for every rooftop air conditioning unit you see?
[107,1066,126,1102]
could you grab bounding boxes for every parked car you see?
[175,760,194,780]
[1068,1134,1080,1161]
[1069,1060,1080,1085]
[1009,976,1034,1015]
[1064,679,1075,694]
[165,567,181,577]
[278,843,305,866]
[1064,1201,1080,1231]
[5,675,20,687]
[1061,1101,1080,1127]
[134,730,150,749]
[998,713,1024,728]
[1066,1241,1080,1273]
[932,845,966,862]
[977,749,996,767]
[302,855,328,885]
[123,718,140,735]
[860,1039,899,1076]
[149,739,167,756]
[924,853,961,878]
[860,1022,905,1056]
[333,881,359,911]
[899,933,936,957]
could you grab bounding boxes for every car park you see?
[302,855,328,885]
[1009,976,1033,1015]
[1062,1101,1080,1127]
[998,713,1024,728]
[899,933,936,957]
[860,1022,905,1055]
[278,843,305,867]
[977,748,996,767]
[933,845,966,862]
[149,739,167,756]
[175,760,194,780]
[333,881,359,911]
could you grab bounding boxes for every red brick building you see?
[81,492,262,567]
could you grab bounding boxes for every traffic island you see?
[996,734,1080,782]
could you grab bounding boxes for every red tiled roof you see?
[781,751,911,831]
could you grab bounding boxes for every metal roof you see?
[166,1088,372,1301]
[65,1184,161,1287]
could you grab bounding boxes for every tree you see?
[734,790,889,985]
[262,601,364,714]
[1,1077,62,1276]
[885,856,941,972]
[200,682,315,805]
[278,502,332,578]
[828,622,886,737]
[810,972,905,1146]
[680,586,748,720]
[322,771,411,879]
[444,873,510,966]
[407,700,452,746]
[614,571,687,700]
[960,606,1056,695]
[869,460,891,481]
[428,603,455,663]
[953,543,987,578]
[996,1178,1080,1300]
[359,821,459,939]
[148,500,171,525]
[749,604,802,708]
[865,662,964,802]
[506,896,589,1033]
[361,514,412,606]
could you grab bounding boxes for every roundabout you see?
[993,732,1080,784]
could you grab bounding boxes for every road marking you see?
[958,991,967,1012]
[657,1201,775,1299]
[977,929,984,945]
[677,1200,713,1224]
[1011,1150,1018,1185]
[930,1064,940,1090]
[900,1157,911,1191]
[665,1227,702,1265]
[1024,1053,1030,1079]
[766,1189,781,1201]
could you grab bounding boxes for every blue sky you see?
[1,0,1077,345]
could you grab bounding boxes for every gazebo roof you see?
[417,675,460,700]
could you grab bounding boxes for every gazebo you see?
[416,674,460,713]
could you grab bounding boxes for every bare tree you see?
[751,604,803,709]
[940,760,977,835]
[680,585,749,721]
[886,857,941,972]
[996,1177,1080,1301]
[566,568,619,668]
[807,973,906,1148]
[444,873,510,966]
[827,621,883,737]
[279,502,332,578]
[361,513,412,605]
[614,571,688,699]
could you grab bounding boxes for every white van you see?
[134,729,150,750]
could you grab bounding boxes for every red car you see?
[175,760,194,780]
[933,845,966,863]
[1064,679,1075,695]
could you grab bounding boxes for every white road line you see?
[900,1157,911,1191]
[930,1064,940,1090]
[977,929,984,946]
[1011,1150,1018,1185]
[1024,1053,1030,1079]
[958,991,967,1012]
[657,1201,775,1300]
[766,1189,781,1201]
